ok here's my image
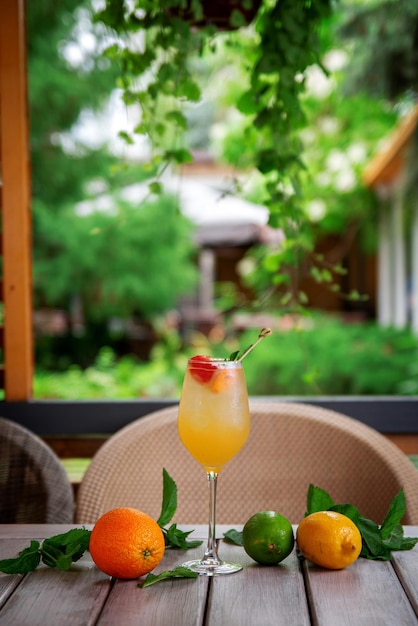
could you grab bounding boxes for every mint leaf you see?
[331,503,360,525]
[223,529,243,546]
[380,489,406,539]
[0,540,41,574]
[162,524,203,550]
[399,536,418,550]
[306,484,335,515]
[44,528,91,561]
[139,566,198,588]
[382,524,404,550]
[156,469,202,550]
[41,528,91,570]
[41,543,74,571]
[228,345,252,361]
[157,468,177,527]
[0,529,91,574]
[357,517,388,559]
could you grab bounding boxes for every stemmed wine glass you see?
[177,356,250,575]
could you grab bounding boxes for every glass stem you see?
[204,470,220,563]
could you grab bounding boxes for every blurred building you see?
[363,106,418,332]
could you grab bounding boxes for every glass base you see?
[182,558,243,576]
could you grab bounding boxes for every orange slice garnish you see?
[210,369,235,393]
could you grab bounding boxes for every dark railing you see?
[1,396,417,435]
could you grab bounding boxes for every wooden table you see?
[1,524,418,625]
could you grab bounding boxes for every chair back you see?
[0,417,75,523]
[76,401,418,525]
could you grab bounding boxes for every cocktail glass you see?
[178,356,250,575]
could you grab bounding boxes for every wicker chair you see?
[0,417,75,523]
[76,401,418,525]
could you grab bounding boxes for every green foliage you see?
[34,315,418,398]
[28,1,119,206]
[338,0,418,101]
[300,90,398,240]
[33,194,197,321]
[0,529,91,574]
[139,566,198,588]
[306,485,418,560]
[239,316,418,395]
[28,1,199,340]
[94,0,332,235]
[216,9,401,257]
[28,1,418,390]
[34,344,187,399]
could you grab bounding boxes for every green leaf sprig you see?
[139,565,198,588]
[223,528,243,546]
[157,468,203,551]
[0,528,91,575]
[138,469,202,587]
[224,485,418,561]
[0,468,201,576]
[306,485,418,560]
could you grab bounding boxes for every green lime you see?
[242,511,295,565]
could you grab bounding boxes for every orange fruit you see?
[89,507,165,579]
[210,369,235,393]
[296,510,362,570]
[242,510,295,565]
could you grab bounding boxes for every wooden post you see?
[391,184,408,329]
[411,200,418,333]
[0,0,34,399]
[199,248,215,311]
[377,197,393,327]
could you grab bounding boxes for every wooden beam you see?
[377,201,392,326]
[0,0,34,399]
[363,106,418,188]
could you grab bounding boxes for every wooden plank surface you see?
[1,526,418,626]
[0,536,110,626]
[304,556,418,625]
[97,546,208,626]
[0,539,26,610]
[392,548,418,617]
[0,557,110,626]
[207,543,310,626]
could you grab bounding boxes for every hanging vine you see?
[94,0,335,307]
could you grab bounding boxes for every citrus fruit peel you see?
[89,507,165,579]
[210,369,235,393]
[296,510,362,570]
[242,510,295,565]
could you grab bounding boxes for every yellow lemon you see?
[296,510,362,570]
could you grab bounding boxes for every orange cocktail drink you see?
[178,359,250,472]
[178,356,250,575]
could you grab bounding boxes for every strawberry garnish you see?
[189,355,217,384]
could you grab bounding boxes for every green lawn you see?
[61,458,91,484]
[409,455,418,470]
